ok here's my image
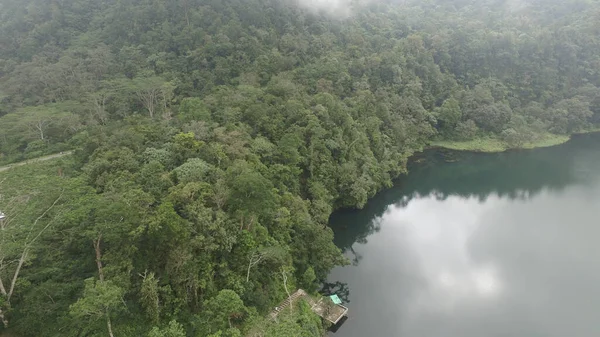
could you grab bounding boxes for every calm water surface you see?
[326,133,600,337]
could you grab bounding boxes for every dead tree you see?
[93,234,115,337]
[247,250,268,282]
[0,193,63,327]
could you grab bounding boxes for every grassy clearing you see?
[0,151,73,173]
[429,137,508,152]
[430,133,571,153]
[521,134,570,149]
[574,126,600,135]
[0,157,73,186]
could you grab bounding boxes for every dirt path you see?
[0,151,73,173]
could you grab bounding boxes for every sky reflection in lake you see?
[328,136,600,337]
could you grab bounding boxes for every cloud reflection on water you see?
[380,195,504,315]
[329,183,600,337]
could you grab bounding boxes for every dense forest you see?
[0,0,599,336]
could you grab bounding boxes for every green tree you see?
[227,162,277,230]
[148,320,186,337]
[178,97,211,123]
[69,278,125,337]
[197,290,247,336]
[436,97,462,135]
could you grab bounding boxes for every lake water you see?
[326,133,600,337]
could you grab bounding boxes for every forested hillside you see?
[0,0,599,336]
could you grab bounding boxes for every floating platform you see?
[269,289,348,324]
[308,296,349,324]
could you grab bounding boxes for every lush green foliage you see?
[0,0,599,336]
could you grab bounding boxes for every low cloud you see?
[292,0,368,17]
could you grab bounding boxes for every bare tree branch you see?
[93,235,105,282]
[7,250,27,301]
[24,193,63,243]
[0,263,6,296]
[247,250,267,282]
[92,234,116,337]
[6,193,63,301]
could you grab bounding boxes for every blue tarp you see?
[330,294,342,305]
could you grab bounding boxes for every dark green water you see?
[326,133,600,337]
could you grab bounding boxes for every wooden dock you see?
[269,289,348,325]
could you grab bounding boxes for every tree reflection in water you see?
[329,134,600,257]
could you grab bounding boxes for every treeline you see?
[0,0,599,336]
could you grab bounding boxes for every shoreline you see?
[428,129,600,153]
